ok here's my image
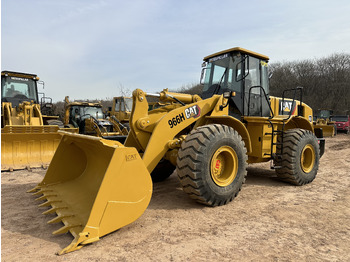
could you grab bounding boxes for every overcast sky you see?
[2,0,350,101]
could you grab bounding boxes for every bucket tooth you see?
[33,189,53,196]
[42,206,67,215]
[39,200,61,208]
[48,215,74,224]
[35,194,57,201]
[27,186,40,193]
[53,224,81,235]
[33,190,44,196]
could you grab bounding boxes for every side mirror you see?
[200,66,208,85]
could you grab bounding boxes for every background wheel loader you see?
[64,96,128,140]
[107,96,132,129]
[1,71,77,171]
[29,47,325,255]
[313,109,336,137]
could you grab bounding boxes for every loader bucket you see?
[28,132,152,255]
[1,126,62,171]
[313,124,335,137]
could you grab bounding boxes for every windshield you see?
[319,110,332,119]
[1,75,38,101]
[124,98,132,112]
[331,116,348,122]
[115,97,132,112]
[202,55,233,93]
[72,106,104,119]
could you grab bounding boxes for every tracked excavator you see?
[29,47,326,254]
[1,71,77,171]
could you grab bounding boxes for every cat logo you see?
[125,154,137,161]
[281,101,293,112]
[184,105,201,119]
[279,100,296,115]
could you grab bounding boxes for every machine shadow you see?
[245,165,289,187]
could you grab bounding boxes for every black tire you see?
[46,119,64,128]
[151,159,175,182]
[176,124,247,206]
[275,129,320,185]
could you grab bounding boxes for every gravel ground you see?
[2,134,350,261]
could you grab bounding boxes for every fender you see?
[204,115,252,154]
[285,116,314,132]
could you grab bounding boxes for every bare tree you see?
[269,53,350,114]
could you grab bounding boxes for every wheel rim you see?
[300,144,315,173]
[210,146,238,187]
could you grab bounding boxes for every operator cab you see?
[114,97,133,113]
[201,47,270,118]
[68,104,117,135]
[69,105,104,130]
[1,71,39,107]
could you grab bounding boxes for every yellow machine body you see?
[29,132,152,254]
[30,88,315,254]
[29,47,324,255]
[107,96,132,123]
[1,103,77,171]
[313,109,335,137]
[313,121,335,137]
[1,125,62,170]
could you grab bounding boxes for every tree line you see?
[269,53,350,114]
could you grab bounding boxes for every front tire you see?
[176,124,247,206]
[275,129,320,185]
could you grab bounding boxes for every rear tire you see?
[176,124,247,206]
[275,129,320,185]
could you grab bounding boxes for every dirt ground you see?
[2,134,350,261]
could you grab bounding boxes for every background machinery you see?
[64,96,128,139]
[313,109,336,137]
[107,96,132,128]
[1,71,76,171]
[331,115,350,134]
[29,47,325,254]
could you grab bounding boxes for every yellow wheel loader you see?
[107,96,132,126]
[29,47,325,255]
[1,71,77,171]
[64,96,128,139]
[313,109,336,137]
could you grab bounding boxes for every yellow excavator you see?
[1,71,77,171]
[29,47,326,255]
